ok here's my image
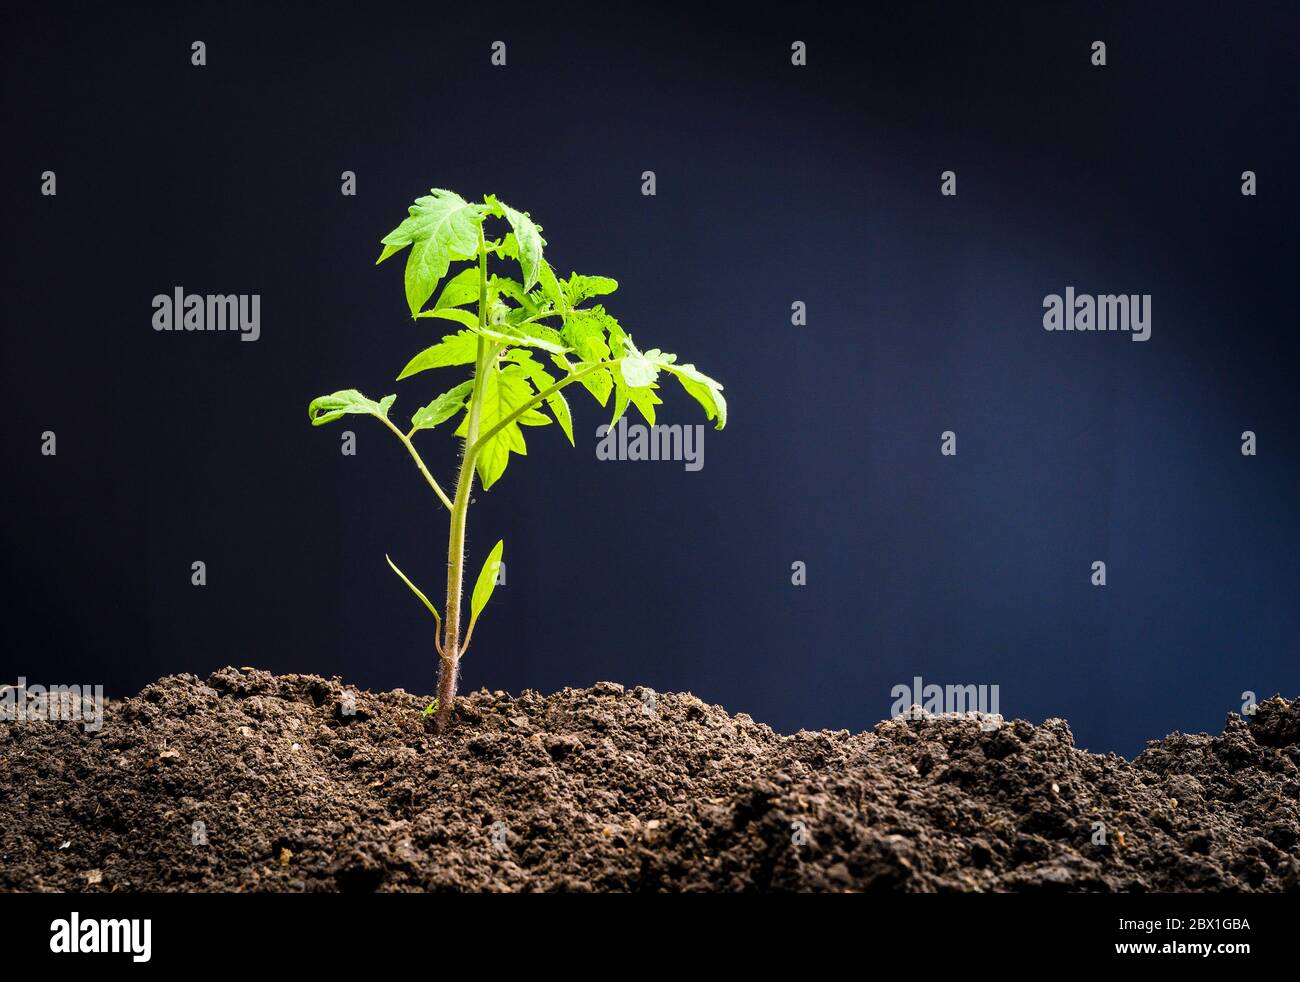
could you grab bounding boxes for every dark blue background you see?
[3,2,1295,756]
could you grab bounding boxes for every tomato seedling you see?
[309,189,727,729]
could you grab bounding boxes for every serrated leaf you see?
[564,274,618,306]
[416,307,479,329]
[661,360,727,430]
[308,389,395,426]
[610,366,662,427]
[411,379,475,431]
[618,349,659,388]
[560,309,612,362]
[397,331,480,380]
[454,365,539,490]
[468,539,505,634]
[492,199,544,291]
[379,189,487,315]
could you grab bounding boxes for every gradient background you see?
[2,2,1296,756]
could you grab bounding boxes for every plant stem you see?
[377,415,454,511]
[434,226,492,730]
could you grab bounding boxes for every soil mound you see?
[2,669,1297,892]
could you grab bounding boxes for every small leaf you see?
[385,554,441,626]
[411,380,475,431]
[492,199,544,291]
[397,332,480,380]
[564,274,618,306]
[469,539,505,633]
[308,389,395,426]
[541,392,571,443]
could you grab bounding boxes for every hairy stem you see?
[377,415,454,511]
[435,226,491,730]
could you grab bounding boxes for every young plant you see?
[309,188,727,729]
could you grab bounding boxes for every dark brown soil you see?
[2,668,1298,892]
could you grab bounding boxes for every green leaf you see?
[517,407,551,426]
[491,233,518,260]
[509,351,573,446]
[615,346,728,430]
[415,307,479,329]
[411,379,475,431]
[538,261,565,311]
[564,274,618,306]
[627,385,662,424]
[542,389,573,444]
[379,189,488,315]
[385,554,441,626]
[476,323,570,354]
[491,275,541,318]
[468,539,505,634]
[455,365,539,490]
[491,275,526,302]
[561,359,612,406]
[661,360,727,430]
[611,362,662,426]
[618,348,659,388]
[434,268,482,310]
[397,332,479,380]
[490,198,544,292]
[560,308,612,362]
[308,389,396,426]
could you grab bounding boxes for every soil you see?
[1,668,1298,892]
